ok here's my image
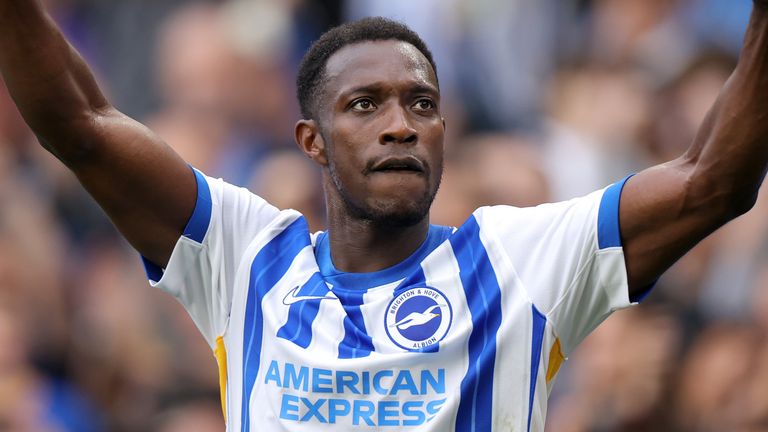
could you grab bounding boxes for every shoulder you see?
[467,187,605,234]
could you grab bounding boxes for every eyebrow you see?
[337,81,440,100]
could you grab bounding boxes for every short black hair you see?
[296,17,438,120]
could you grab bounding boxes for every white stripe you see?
[420,242,466,432]
[477,215,541,431]
[363,280,403,354]
[225,212,302,431]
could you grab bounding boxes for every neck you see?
[325,205,430,273]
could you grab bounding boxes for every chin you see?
[371,206,428,228]
[329,164,442,228]
[353,196,433,228]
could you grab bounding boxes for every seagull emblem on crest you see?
[389,304,446,330]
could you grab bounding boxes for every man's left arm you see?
[620,1,768,296]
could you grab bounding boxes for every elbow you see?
[696,183,758,225]
[685,165,760,225]
[718,169,762,220]
[725,187,759,219]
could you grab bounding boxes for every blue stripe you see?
[527,305,547,432]
[597,175,632,250]
[396,265,427,291]
[451,216,502,432]
[241,217,310,431]
[276,272,329,348]
[597,175,656,302]
[184,168,213,243]
[335,289,375,359]
[141,256,164,283]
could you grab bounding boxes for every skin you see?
[1,0,768,298]
[619,3,768,293]
[295,41,444,272]
[0,0,195,268]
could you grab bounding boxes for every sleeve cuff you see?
[597,175,632,250]
[597,175,656,303]
[140,166,213,283]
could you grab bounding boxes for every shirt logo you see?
[282,285,336,305]
[385,287,453,351]
[390,304,445,330]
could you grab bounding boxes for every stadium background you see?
[0,0,764,430]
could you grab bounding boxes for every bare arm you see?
[0,0,196,267]
[621,1,768,295]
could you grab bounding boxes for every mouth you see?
[367,156,426,174]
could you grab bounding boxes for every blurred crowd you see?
[0,0,765,430]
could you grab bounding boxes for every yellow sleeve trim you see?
[214,336,228,421]
[546,338,565,384]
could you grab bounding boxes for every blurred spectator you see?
[675,324,764,431]
[451,0,566,130]
[432,133,550,226]
[643,51,736,165]
[542,63,651,200]
[150,391,224,432]
[148,2,235,174]
[248,148,325,232]
[0,305,102,432]
[546,307,681,432]
[455,133,550,208]
[149,0,299,185]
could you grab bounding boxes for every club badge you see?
[385,287,452,351]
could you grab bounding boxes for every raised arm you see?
[0,0,196,267]
[620,1,768,295]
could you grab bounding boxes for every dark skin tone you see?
[295,41,444,273]
[2,0,768,300]
[0,0,196,268]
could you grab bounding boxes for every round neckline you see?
[314,225,453,293]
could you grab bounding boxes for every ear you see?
[294,119,328,166]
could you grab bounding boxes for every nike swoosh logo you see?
[282,286,336,305]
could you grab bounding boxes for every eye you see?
[412,98,435,112]
[350,98,376,112]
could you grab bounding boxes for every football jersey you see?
[141,168,635,432]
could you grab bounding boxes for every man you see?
[1,1,767,431]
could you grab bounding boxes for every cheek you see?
[330,110,392,152]
[328,144,366,192]
[424,123,445,170]
[329,129,374,174]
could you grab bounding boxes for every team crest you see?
[385,287,453,351]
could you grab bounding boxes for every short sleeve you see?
[475,177,634,355]
[141,168,282,348]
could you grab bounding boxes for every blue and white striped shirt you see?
[143,169,633,431]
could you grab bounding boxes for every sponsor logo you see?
[282,285,336,305]
[264,360,446,426]
[385,287,452,351]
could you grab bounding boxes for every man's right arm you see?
[0,0,196,267]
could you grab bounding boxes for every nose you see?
[378,105,417,145]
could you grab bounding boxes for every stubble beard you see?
[328,158,441,229]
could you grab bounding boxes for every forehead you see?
[323,40,438,100]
